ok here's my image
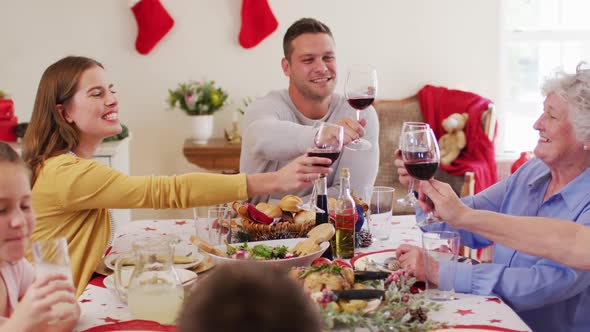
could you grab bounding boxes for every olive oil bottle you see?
[334,168,356,259]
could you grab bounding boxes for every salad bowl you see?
[209,238,330,269]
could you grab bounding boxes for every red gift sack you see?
[0,99,14,120]
[0,115,18,142]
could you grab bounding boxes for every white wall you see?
[0,0,500,220]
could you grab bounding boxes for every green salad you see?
[225,242,297,260]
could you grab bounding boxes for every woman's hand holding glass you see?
[274,153,333,193]
[417,179,471,227]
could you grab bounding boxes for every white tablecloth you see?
[74,216,531,332]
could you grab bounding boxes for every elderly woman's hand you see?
[417,180,471,226]
[394,149,413,188]
[274,154,332,192]
[396,244,439,284]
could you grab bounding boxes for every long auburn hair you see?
[22,56,103,185]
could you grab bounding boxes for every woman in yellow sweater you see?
[22,56,332,295]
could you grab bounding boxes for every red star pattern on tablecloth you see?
[100,317,121,323]
[455,309,475,316]
[79,299,92,303]
[144,227,157,231]
[392,221,401,225]
[486,297,502,303]
[401,239,415,243]
[175,221,187,225]
[489,319,502,324]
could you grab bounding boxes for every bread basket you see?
[232,201,316,241]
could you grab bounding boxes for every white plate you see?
[103,251,204,271]
[352,249,475,272]
[103,268,197,291]
[210,238,329,269]
[352,249,399,272]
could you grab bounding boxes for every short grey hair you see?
[542,62,590,141]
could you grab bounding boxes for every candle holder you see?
[224,121,241,145]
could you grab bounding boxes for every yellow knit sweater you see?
[29,154,248,296]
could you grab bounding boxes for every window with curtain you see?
[501,0,590,153]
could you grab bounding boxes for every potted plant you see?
[167,80,228,143]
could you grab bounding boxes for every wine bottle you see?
[315,176,332,259]
[315,176,329,224]
[334,168,356,259]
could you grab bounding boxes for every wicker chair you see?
[373,95,495,214]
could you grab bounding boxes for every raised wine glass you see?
[400,127,442,226]
[397,122,430,207]
[299,122,344,214]
[344,64,377,151]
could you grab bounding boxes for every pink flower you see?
[184,93,196,107]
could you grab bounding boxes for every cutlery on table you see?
[353,270,390,281]
[330,289,385,301]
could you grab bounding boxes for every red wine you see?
[404,161,439,180]
[347,97,374,110]
[308,150,340,166]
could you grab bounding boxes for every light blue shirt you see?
[420,157,590,332]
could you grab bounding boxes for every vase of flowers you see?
[167,80,228,143]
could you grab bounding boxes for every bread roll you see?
[255,202,283,218]
[294,210,315,224]
[279,194,303,213]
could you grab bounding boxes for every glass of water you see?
[369,186,395,240]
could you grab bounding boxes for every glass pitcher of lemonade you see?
[114,237,184,324]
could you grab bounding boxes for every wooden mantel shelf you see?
[183,138,241,172]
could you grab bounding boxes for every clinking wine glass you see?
[344,64,377,151]
[397,122,430,207]
[400,127,443,226]
[300,122,344,214]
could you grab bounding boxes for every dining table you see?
[73,215,531,332]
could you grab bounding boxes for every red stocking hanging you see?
[131,0,175,55]
[238,0,278,49]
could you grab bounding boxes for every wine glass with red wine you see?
[344,64,377,151]
[400,127,442,226]
[300,123,344,214]
[397,122,430,207]
[308,122,344,166]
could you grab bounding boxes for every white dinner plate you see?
[352,249,399,272]
[103,251,204,271]
[352,249,477,272]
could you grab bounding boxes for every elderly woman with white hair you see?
[394,62,590,332]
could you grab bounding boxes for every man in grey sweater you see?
[240,18,379,204]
